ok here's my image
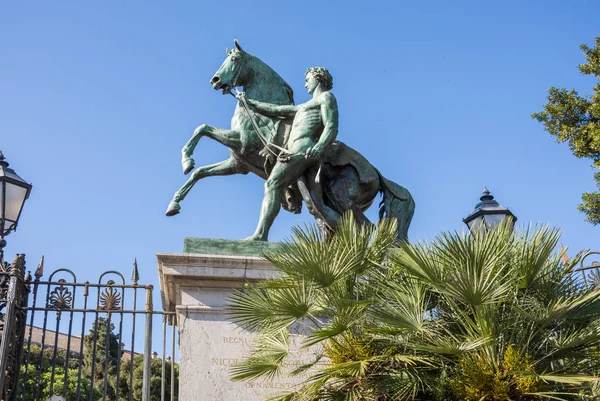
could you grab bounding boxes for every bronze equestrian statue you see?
[166,40,414,241]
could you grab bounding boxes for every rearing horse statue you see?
[166,40,415,241]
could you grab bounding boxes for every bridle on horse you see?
[231,89,292,158]
[227,52,323,181]
[226,51,297,159]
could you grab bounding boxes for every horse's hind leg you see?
[328,166,374,227]
[181,125,244,174]
[166,158,245,216]
[303,169,341,230]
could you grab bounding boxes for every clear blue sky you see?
[1,0,599,347]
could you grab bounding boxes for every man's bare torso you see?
[287,94,326,152]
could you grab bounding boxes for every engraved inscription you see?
[222,336,251,344]
[245,382,297,390]
[209,329,323,393]
[211,358,243,366]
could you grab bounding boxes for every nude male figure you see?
[238,67,339,241]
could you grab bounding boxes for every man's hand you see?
[259,146,276,165]
[236,91,256,110]
[305,144,324,159]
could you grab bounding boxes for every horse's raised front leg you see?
[166,158,246,216]
[181,125,243,174]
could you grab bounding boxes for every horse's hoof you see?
[165,201,181,217]
[243,235,267,241]
[182,158,195,175]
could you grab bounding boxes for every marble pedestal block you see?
[157,238,314,401]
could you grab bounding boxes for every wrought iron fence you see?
[0,255,178,401]
[574,250,600,288]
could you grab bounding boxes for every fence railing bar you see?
[102,313,112,401]
[115,295,125,401]
[24,307,174,314]
[3,262,180,401]
[161,316,166,401]
[141,286,153,401]
[0,273,19,396]
[62,298,76,400]
[33,282,52,401]
[75,282,89,401]
[88,289,102,401]
[128,287,138,401]
[171,319,176,401]
[19,278,40,401]
[11,275,30,401]
[34,282,151,290]
[48,309,63,399]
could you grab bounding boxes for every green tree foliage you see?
[18,346,98,401]
[227,215,600,400]
[120,355,179,401]
[42,368,100,401]
[83,316,121,399]
[83,317,120,380]
[21,344,79,373]
[533,37,600,224]
[15,318,180,400]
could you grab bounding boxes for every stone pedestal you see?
[157,238,309,400]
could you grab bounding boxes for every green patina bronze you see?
[183,237,281,256]
[166,40,415,241]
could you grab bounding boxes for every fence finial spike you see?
[11,254,25,276]
[132,258,139,285]
[35,255,44,279]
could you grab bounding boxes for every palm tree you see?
[227,215,600,400]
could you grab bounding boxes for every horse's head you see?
[211,39,249,95]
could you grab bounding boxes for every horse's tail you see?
[377,172,415,242]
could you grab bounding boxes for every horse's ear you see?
[226,47,230,55]
[234,39,243,52]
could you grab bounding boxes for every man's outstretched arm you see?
[242,97,298,118]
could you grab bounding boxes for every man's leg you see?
[246,156,315,241]
[306,167,341,228]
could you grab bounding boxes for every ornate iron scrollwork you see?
[0,254,30,401]
[0,259,15,331]
[99,286,122,311]
[48,285,73,310]
[589,267,600,287]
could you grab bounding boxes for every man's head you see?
[305,67,333,94]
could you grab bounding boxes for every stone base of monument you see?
[158,238,314,400]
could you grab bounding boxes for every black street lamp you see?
[0,151,32,261]
[463,187,516,233]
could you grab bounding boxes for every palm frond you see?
[536,374,599,384]
[227,287,278,331]
[322,360,369,378]
[367,353,437,367]
[524,393,579,401]
[375,370,428,400]
[523,287,600,328]
[544,322,600,359]
[230,330,290,382]
[372,279,431,333]
[408,335,491,355]
[513,224,562,289]
[303,300,370,347]
[228,279,324,332]
[227,217,600,400]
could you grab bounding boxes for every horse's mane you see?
[246,53,294,105]
[283,83,294,105]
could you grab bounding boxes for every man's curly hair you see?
[306,67,333,90]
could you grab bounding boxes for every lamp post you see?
[463,187,516,233]
[0,151,33,262]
